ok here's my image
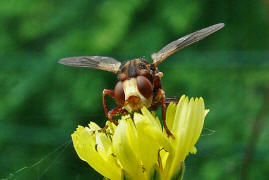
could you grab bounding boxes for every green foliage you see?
[0,0,269,179]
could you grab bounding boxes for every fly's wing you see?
[58,56,121,73]
[151,23,225,66]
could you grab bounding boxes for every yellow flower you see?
[71,95,208,180]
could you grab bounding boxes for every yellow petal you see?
[173,96,205,158]
[88,122,101,131]
[164,95,207,179]
[95,133,112,160]
[140,107,162,129]
[159,148,169,171]
[166,102,177,131]
[112,118,145,179]
[139,107,173,157]
[189,146,197,154]
[133,113,164,178]
[71,125,121,180]
[136,108,174,179]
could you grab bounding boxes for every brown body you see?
[59,23,225,137]
[101,57,174,136]
[102,58,168,117]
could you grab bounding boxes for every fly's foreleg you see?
[108,106,128,124]
[165,97,179,105]
[102,89,118,125]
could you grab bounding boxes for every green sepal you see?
[171,161,185,180]
[149,163,161,180]
[121,169,132,180]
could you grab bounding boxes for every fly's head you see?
[113,58,157,112]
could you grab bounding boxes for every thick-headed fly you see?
[59,23,224,137]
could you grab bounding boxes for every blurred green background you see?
[1,0,269,179]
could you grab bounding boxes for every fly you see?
[59,23,225,137]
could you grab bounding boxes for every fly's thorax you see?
[117,58,154,81]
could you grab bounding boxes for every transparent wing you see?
[58,56,121,73]
[151,23,225,65]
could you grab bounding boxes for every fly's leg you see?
[155,89,175,139]
[95,106,128,134]
[102,89,114,115]
[108,106,128,123]
[102,89,118,125]
[165,97,179,105]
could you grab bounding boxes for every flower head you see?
[71,95,208,180]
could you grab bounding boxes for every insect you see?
[59,23,224,137]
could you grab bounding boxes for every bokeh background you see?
[1,0,269,179]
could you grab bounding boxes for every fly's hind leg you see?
[154,89,175,139]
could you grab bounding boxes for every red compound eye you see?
[114,81,125,105]
[136,76,153,99]
[138,69,149,77]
